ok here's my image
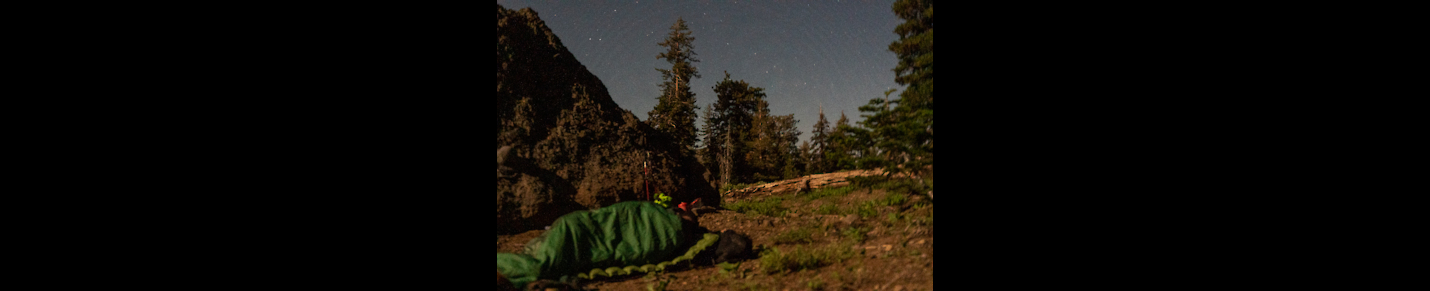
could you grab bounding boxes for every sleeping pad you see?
[497,201,706,287]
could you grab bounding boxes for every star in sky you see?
[497,0,905,144]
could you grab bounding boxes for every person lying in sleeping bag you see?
[496,200,751,288]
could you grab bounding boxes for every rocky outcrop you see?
[496,4,719,235]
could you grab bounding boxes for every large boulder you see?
[496,4,719,235]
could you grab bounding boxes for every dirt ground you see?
[497,169,935,291]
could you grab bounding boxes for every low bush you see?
[806,276,826,290]
[772,226,817,245]
[856,201,879,219]
[873,178,927,196]
[842,226,869,243]
[846,175,888,189]
[716,262,750,280]
[758,242,855,274]
[801,186,855,202]
[814,204,841,215]
[881,191,907,207]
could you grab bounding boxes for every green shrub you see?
[814,204,841,215]
[725,196,789,217]
[716,262,750,280]
[856,201,879,218]
[881,191,907,207]
[873,178,927,196]
[758,242,855,274]
[718,261,740,273]
[847,175,888,189]
[801,186,855,202]
[773,226,817,245]
[842,226,868,243]
[806,276,826,290]
[886,213,901,225]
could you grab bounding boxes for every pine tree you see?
[703,72,800,182]
[700,105,721,188]
[710,72,766,184]
[700,106,719,157]
[854,89,899,172]
[825,112,861,171]
[883,0,934,179]
[649,18,701,151]
[798,141,814,176]
[808,104,830,174]
[747,108,778,181]
[891,0,933,108]
[742,99,801,181]
[771,114,802,180]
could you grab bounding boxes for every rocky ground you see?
[497,169,935,291]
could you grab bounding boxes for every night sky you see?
[497,0,904,144]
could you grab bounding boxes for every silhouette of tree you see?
[808,104,831,174]
[825,112,866,171]
[882,0,934,180]
[649,18,701,151]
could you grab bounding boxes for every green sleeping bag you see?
[497,201,710,287]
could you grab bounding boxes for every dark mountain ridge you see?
[496,4,718,234]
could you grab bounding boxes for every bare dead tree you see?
[720,129,733,193]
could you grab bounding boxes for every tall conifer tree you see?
[863,0,932,179]
[808,105,830,174]
[649,18,701,151]
[710,72,765,183]
[825,112,860,171]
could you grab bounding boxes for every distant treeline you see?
[645,0,934,188]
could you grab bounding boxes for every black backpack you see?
[712,230,753,264]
